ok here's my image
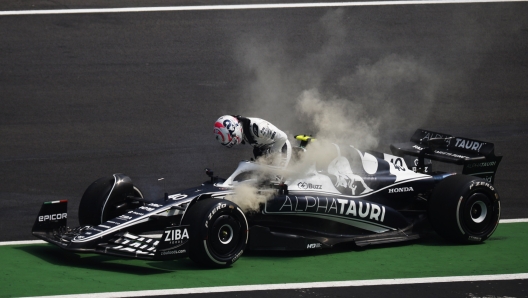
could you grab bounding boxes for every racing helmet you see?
[214,115,243,148]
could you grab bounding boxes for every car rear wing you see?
[390,129,502,184]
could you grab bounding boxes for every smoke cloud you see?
[225,8,445,209]
[337,54,441,140]
[225,183,275,213]
[295,88,379,148]
[234,9,443,145]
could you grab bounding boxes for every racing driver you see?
[214,115,291,167]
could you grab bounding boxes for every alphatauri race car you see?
[33,129,502,267]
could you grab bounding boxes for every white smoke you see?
[295,88,379,148]
[337,54,442,140]
[226,8,444,210]
[225,183,275,213]
[223,160,282,213]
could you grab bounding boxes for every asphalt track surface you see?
[1,1,528,297]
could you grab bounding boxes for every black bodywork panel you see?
[31,128,501,259]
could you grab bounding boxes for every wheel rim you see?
[470,201,488,223]
[463,192,494,234]
[218,224,234,245]
[209,215,241,256]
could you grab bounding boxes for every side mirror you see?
[205,168,214,182]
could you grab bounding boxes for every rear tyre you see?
[78,174,144,226]
[428,175,500,243]
[182,199,248,268]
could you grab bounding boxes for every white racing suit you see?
[235,116,291,167]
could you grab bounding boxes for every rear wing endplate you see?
[390,129,502,183]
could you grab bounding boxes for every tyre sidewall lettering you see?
[188,199,248,266]
[206,203,244,265]
[428,175,501,244]
[458,182,500,242]
[205,203,227,228]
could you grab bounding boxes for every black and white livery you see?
[32,129,502,267]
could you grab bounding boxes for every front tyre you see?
[78,174,144,226]
[428,175,500,243]
[182,199,248,268]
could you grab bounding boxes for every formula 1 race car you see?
[32,129,502,267]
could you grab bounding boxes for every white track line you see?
[21,273,528,298]
[9,220,528,296]
[2,218,527,246]
[0,0,527,16]
[0,240,46,246]
[499,218,528,223]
